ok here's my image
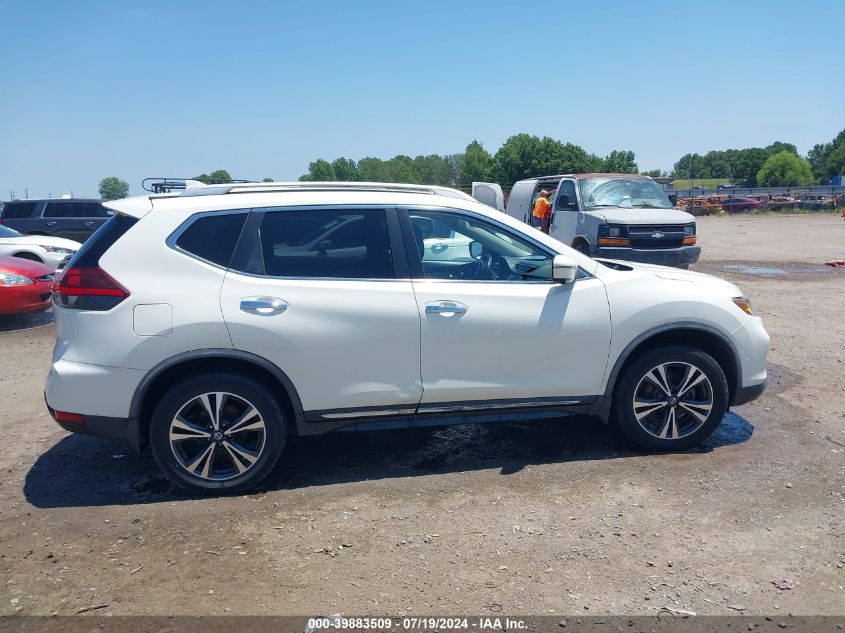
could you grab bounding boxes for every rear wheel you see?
[149,372,286,494]
[612,346,728,450]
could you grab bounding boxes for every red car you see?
[0,255,55,315]
[721,197,763,213]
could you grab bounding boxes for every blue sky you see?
[2,0,843,198]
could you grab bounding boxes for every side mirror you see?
[556,194,571,209]
[468,240,483,259]
[552,254,578,284]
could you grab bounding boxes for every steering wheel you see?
[474,253,494,279]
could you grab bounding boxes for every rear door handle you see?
[425,301,468,316]
[45,221,56,227]
[84,221,94,226]
[239,297,289,315]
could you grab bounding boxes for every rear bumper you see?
[46,401,141,451]
[45,358,146,449]
[594,245,701,267]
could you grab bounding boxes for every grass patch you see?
[670,178,735,189]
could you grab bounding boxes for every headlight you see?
[0,273,34,286]
[732,296,755,316]
[596,224,630,246]
[43,246,75,254]
[683,224,696,236]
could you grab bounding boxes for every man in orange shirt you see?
[532,190,552,234]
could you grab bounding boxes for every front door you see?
[404,207,611,407]
[220,207,423,418]
[551,178,579,245]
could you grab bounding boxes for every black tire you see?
[149,372,287,495]
[13,252,42,263]
[573,241,590,256]
[612,345,728,451]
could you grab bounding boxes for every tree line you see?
[97,128,845,199]
[298,134,639,189]
[297,128,845,189]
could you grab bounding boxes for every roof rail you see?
[178,181,474,200]
[142,177,252,194]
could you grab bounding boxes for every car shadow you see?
[23,412,754,508]
[0,310,54,333]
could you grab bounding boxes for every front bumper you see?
[594,245,701,267]
[0,282,52,315]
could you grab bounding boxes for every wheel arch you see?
[604,323,741,406]
[12,250,43,262]
[130,349,306,447]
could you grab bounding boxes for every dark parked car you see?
[0,199,112,242]
[721,197,763,213]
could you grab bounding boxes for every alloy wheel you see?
[169,392,266,481]
[632,362,714,440]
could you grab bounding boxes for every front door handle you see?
[239,297,289,315]
[425,301,468,316]
[46,221,57,227]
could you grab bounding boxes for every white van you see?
[502,174,700,268]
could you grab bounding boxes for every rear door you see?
[471,182,504,211]
[41,201,111,241]
[220,206,423,419]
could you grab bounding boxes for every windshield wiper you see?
[631,203,670,209]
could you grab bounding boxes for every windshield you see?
[579,177,673,209]
[0,225,23,238]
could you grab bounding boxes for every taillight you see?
[53,267,130,310]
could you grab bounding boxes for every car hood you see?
[0,255,56,277]
[588,207,695,225]
[598,259,741,293]
[5,235,81,250]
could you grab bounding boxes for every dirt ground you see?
[0,213,843,618]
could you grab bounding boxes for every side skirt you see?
[295,397,602,436]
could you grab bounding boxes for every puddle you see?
[721,264,830,277]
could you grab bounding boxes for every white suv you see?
[45,182,769,494]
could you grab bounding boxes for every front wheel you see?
[573,241,590,256]
[149,372,287,495]
[612,346,728,451]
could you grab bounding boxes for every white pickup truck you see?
[475,174,700,269]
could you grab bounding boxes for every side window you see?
[175,213,248,267]
[84,203,111,218]
[408,210,553,282]
[557,181,577,209]
[1,202,37,219]
[258,209,395,279]
[44,202,85,218]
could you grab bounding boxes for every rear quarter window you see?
[1,202,37,219]
[174,213,248,268]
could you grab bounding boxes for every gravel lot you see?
[0,213,843,617]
